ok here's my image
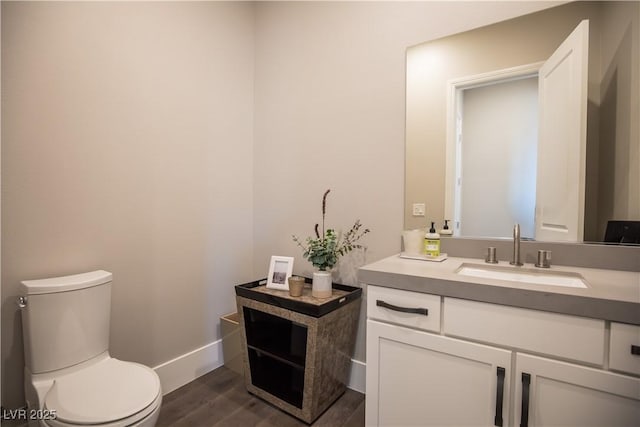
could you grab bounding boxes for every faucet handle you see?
[485,247,498,264]
[535,250,552,268]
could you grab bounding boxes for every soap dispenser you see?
[439,220,453,236]
[424,222,441,257]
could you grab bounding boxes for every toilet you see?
[19,270,162,427]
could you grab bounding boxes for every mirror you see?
[405,1,639,243]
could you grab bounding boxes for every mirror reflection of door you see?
[456,76,538,239]
[535,20,589,242]
[450,20,589,241]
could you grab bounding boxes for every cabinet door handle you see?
[376,300,428,316]
[520,372,531,427]
[494,367,505,426]
[631,345,640,356]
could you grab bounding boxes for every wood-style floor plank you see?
[156,366,365,426]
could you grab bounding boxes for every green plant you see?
[292,189,370,271]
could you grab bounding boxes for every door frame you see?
[444,62,543,235]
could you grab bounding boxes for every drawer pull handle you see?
[631,345,640,356]
[376,300,428,316]
[520,372,531,427]
[494,367,505,426]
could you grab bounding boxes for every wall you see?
[1,0,564,408]
[596,1,640,239]
[252,0,560,365]
[1,1,255,408]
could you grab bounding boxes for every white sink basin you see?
[455,263,588,288]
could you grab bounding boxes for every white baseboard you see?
[347,358,366,394]
[153,339,366,396]
[153,339,224,395]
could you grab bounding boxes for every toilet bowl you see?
[19,271,162,427]
[27,353,162,427]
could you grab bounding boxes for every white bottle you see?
[439,220,453,236]
[424,222,441,257]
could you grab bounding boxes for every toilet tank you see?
[20,270,113,374]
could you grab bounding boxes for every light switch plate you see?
[412,203,426,217]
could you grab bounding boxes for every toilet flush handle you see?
[17,296,27,308]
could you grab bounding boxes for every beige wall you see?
[1,1,255,407]
[251,0,559,363]
[597,1,640,238]
[2,0,562,408]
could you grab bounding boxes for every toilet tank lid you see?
[21,270,112,295]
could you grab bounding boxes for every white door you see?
[366,320,511,427]
[514,353,640,427]
[535,20,589,241]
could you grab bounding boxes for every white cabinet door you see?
[514,353,640,427]
[366,319,511,427]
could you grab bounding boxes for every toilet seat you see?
[43,358,161,426]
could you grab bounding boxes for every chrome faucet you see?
[510,224,523,266]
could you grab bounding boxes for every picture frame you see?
[266,255,294,290]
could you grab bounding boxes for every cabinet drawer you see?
[367,285,440,333]
[444,298,605,365]
[610,322,640,376]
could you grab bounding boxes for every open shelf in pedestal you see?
[235,277,362,423]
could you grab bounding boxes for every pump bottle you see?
[439,220,453,236]
[424,222,441,257]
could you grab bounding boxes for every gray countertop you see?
[359,254,640,325]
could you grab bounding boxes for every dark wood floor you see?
[156,366,365,427]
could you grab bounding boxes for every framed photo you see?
[266,256,294,290]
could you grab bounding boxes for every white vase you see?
[312,271,332,299]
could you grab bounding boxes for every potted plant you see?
[292,189,370,298]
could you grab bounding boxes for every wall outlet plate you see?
[412,203,426,217]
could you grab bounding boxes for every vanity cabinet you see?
[609,322,640,376]
[365,285,640,427]
[514,353,640,426]
[366,320,511,426]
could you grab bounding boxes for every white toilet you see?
[19,270,162,427]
